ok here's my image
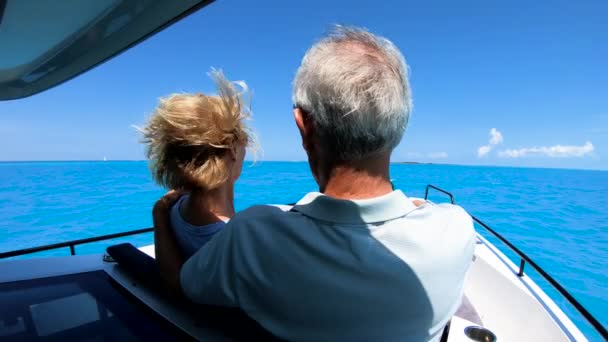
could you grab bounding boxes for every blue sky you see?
[1,0,607,170]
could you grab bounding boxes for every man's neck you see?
[181,184,235,226]
[321,154,393,200]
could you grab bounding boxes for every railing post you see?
[69,245,75,256]
[424,185,455,204]
[518,259,525,277]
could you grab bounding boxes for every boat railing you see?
[424,184,607,340]
[0,185,605,338]
[0,227,153,259]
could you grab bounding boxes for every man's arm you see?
[153,190,185,298]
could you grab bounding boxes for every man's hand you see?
[412,199,426,207]
[153,190,183,232]
[153,190,186,299]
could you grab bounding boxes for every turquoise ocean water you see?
[0,161,606,339]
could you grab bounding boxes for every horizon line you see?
[0,159,605,172]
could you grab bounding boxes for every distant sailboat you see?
[103,156,107,161]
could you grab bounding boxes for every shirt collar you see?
[291,190,417,224]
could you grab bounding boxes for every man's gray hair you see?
[293,25,412,161]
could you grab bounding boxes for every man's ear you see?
[294,107,313,150]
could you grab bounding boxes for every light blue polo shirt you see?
[180,190,476,341]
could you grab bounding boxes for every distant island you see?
[396,161,435,165]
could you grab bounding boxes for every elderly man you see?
[154,26,475,341]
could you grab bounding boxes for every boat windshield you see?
[0,270,193,341]
[0,0,212,100]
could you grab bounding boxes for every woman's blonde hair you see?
[140,70,254,191]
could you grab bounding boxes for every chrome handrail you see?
[424,184,608,340]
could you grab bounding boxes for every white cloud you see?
[498,142,594,158]
[477,128,504,158]
[489,128,503,145]
[477,145,492,158]
[428,152,448,159]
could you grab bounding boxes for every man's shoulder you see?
[433,203,471,218]
[419,202,469,218]
[415,202,475,234]
[228,204,294,227]
[235,204,292,218]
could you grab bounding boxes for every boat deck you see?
[0,234,589,341]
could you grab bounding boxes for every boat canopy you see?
[0,0,213,101]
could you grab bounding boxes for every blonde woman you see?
[141,70,253,258]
